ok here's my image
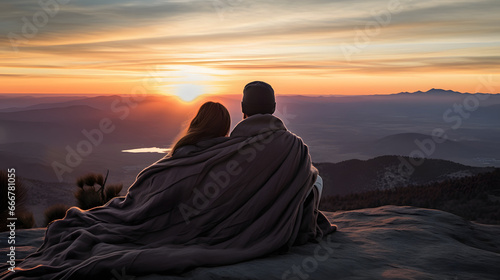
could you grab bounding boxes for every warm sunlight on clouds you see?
[1,0,499,95]
[155,65,228,102]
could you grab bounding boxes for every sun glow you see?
[156,65,226,102]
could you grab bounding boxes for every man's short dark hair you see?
[242,81,276,116]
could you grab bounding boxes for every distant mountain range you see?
[361,132,500,166]
[0,91,499,186]
[394,88,499,96]
[315,155,495,196]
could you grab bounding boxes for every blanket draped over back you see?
[2,114,334,279]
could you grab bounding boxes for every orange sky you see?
[1,0,499,100]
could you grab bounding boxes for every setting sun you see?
[156,65,226,102]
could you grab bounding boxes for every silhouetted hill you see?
[0,95,123,112]
[315,156,494,196]
[0,105,105,122]
[320,168,500,225]
[0,94,87,111]
[360,132,500,167]
[370,132,473,156]
[394,88,498,96]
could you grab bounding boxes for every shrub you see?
[0,170,34,231]
[17,211,35,229]
[44,204,70,226]
[104,184,123,202]
[75,185,103,210]
[74,173,123,210]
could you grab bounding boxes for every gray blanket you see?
[1,114,334,279]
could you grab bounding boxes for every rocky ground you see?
[2,206,500,279]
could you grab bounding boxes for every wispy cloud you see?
[1,0,499,95]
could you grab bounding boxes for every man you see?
[231,81,335,245]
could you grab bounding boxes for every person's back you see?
[230,81,335,245]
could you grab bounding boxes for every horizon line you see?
[1,89,499,97]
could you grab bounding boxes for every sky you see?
[1,0,499,100]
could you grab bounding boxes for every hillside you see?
[320,168,500,225]
[315,155,494,196]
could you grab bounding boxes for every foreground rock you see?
[1,206,499,279]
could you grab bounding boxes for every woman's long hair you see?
[170,101,231,155]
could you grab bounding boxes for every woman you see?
[1,101,234,279]
[169,101,231,157]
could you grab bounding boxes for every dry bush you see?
[0,170,34,231]
[74,173,123,210]
[44,204,70,226]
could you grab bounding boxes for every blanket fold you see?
[1,114,335,280]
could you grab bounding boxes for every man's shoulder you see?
[231,114,287,137]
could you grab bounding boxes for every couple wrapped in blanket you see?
[1,81,336,279]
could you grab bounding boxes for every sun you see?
[156,65,225,102]
[174,83,204,102]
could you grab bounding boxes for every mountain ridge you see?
[394,88,499,96]
[315,155,494,196]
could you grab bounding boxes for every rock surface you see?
[2,206,500,279]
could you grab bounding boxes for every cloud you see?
[1,0,499,94]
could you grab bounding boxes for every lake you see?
[122,147,171,154]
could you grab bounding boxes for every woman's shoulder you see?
[171,137,230,158]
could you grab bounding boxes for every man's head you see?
[242,81,276,118]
